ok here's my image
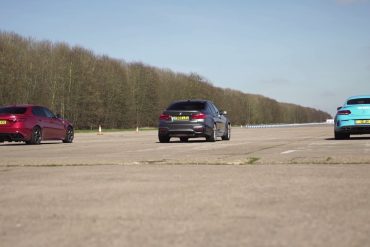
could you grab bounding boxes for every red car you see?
[0,104,74,144]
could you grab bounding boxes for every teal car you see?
[334,95,370,139]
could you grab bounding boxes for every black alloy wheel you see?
[26,126,42,145]
[222,123,231,141]
[206,124,217,142]
[63,126,74,143]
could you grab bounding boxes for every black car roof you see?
[172,99,212,104]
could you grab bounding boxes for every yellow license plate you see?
[355,120,370,124]
[0,120,7,125]
[172,116,189,121]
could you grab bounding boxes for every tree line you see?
[0,31,331,129]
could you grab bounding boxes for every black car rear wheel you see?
[159,135,170,143]
[180,137,189,142]
[63,126,74,143]
[334,131,350,140]
[222,123,231,141]
[206,124,217,142]
[26,126,42,145]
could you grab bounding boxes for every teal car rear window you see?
[347,98,370,105]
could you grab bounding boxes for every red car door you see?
[41,107,65,139]
[31,106,53,139]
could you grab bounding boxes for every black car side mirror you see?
[56,113,62,119]
[337,106,342,111]
[220,110,227,115]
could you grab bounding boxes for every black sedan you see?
[158,100,231,143]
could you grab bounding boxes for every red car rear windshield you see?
[0,107,27,114]
[347,98,370,105]
[167,102,206,111]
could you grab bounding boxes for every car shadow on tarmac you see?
[0,142,64,147]
[325,136,370,141]
[156,139,216,144]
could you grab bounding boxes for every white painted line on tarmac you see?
[281,150,297,154]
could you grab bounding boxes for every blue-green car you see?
[334,95,370,139]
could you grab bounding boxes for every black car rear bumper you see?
[336,126,370,134]
[158,123,210,138]
[0,133,25,142]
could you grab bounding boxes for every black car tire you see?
[180,137,189,142]
[222,123,231,141]
[159,135,170,143]
[334,131,350,140]
[206,124,217,142]
[26,126,42,145]
[63,126,74,143]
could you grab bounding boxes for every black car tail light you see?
[191,113,206,120]
[159,114,171,121]
[337,110,351,115]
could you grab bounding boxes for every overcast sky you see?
[1,0,370,116]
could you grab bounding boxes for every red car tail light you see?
[6,118,18,123]
[191,113,207,120]
[159,114,171,121]
[337,110,351,115]
[14,117,26,122]
[194,126,204,132]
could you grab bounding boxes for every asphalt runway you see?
[1,126,370,247]
[1,125,370,166]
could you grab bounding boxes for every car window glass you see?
[32,107,47,117]
[0,107,27,114]
[210,103,219,114]
[167,102,206,111]
[205,104,213,114]
[206,103,216,115]
[42,107,55,118]
[347,98,370,105]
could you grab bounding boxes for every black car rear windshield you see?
[347,98,370,105]
[167,102,206,111]
[0,107,27,115]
